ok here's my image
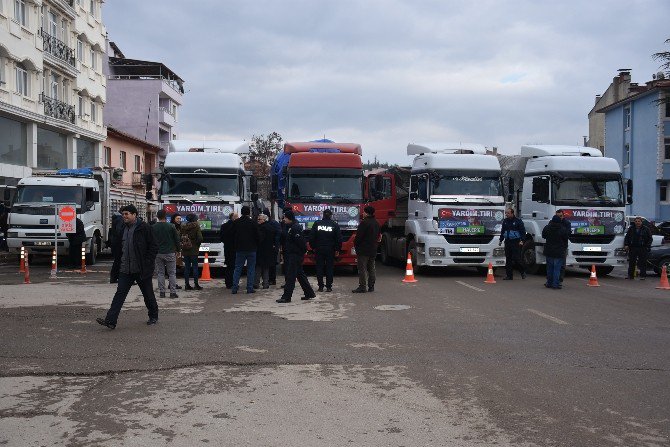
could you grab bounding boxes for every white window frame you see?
[661,181,670,203]
[0,56,5,87]
[78,94,84,117]
[624,143,630,167]
[90,48,96,70]
[104,146,111,166]
[48,10,57,37]
[77,39,83,62]
[120,150,127,170]
[50,73,59,99]
[15,65,28,96]
[134,155,141,173]
[89,0,95,17]
[624,106,631,129]
[14,0,27,27]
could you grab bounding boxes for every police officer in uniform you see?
[309,209,342,292]
[276,210,316,303]
[499,208,526,280]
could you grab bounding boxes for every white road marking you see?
[526,308,569,325]
[455,281,485,292]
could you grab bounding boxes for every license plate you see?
[583,246,601,252]
[35,241,52,246]
[200,244,210,252]
[460,247,479,253]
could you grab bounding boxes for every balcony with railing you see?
[132,172,144,187]
[39,28,76,68]
[39,93,76,124]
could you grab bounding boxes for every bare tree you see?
[248,132,283,177]
[652,38,670,105]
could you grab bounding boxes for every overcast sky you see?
[104,0,669,164]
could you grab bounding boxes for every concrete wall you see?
[104,79,160,146]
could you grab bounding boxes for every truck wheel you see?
[654,257,670,275]
[95,233,102,255]
[595,266,614,276]
[407,240,424,274]
[86,241,97,265]
[380,238,391,265]
[521,241,539,275]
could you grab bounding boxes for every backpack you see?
[180,234,193,250]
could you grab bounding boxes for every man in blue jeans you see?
[542,215,569,289]
[231,205,261,294]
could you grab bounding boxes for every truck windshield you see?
[162,174,239,196]
[430,170,502,196]
[288,169,362,202]
[15,185,83,206]
[552,175,623,206]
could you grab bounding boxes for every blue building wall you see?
[604,91,665,222]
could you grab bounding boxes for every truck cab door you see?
[367,174,395,222]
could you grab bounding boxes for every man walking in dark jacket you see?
[266,210,282,285]
[556,209,572,283]
[624,216,653,279]
[97,204,159,329]
[309,209,342,292]
[499,208,526,280]
[231,205,261,294]
[220,212,238,289]
[542,215,569,289]
[353,206,380,293]
[67,217,87,268]
[276,210,315,303]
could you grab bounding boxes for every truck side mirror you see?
[507,178,514,203]
[86,188,99,203]
[626,179,633,204]
[531,177,549,203]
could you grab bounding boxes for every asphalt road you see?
[0,253,668,446]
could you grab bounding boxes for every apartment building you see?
[103,41,184,166]
[0,0,106,199]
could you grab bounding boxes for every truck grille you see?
[12,207,56,215]
[449,251,488,257]
[453,258,485,264]
[443,235,494,244]
[575,257,608,263]
[569,235,615,244]
[572,251,609,256]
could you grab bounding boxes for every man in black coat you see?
[220,212,238,289]
[309,209,342,292]
[624,216,653,279]
[108,211,124,283]
[254,213,276,289]
[353,206,380,293]
[97,204,159,329]
[556,209,572,283]
[231,205,261,294]
[499,208,526,280]
[66,217,87,268]
[276,210,316,303]
[542,215,569,289]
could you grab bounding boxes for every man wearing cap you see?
[309,209,342,292]
[276,210,316,303]
[96,204,159,329]
[353,206,380,293]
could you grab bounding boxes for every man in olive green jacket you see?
[152,209,181,298]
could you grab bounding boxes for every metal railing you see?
[39,93,75,124]
[39,28,76,67]
[131,172,144,187]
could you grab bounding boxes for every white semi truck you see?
[368,143,507,271]
[5,168,147,264]
[501,145,632,275]
[160,140,256,267]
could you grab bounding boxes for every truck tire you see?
[380,236,391,266]
[407,240,424,274]
[653,256,670,275]
[595,265,614,276]
[521,241,540,275]
[86,240,97,265]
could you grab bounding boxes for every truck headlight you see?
[428,247,445,257]
[493,247,505,257]
[7,232,18,238]
[614,248,627,257]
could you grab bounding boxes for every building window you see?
[48,10,57,37]
[77,39,83,62]
[134,155,141,172]
[90,49,96,70]
[624,106,631,129]
[50,73,59,100]
[104,146,111,166]
[90,102,96,123]
[15,64,28,96]
[661,181,670,202]
[120,151,126,170]
[14,0,27,26]
[624,143,630,166]
[665,139,670,161]
[78,95,84,117]
[89,0,95,17]
[0,56,5,87]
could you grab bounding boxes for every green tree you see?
[249,132,283,177]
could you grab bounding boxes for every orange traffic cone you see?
[402,252,417,283]
[19,246,25,273]
[587,265,600,287]
[656,265,670,290]
[23,249,30,284]
[200,252,212,282]
[484,262,496,284]
[49,249,58,279]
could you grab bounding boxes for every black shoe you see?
[301,295,316,300]
[194,284,203,291]
[368,286,374,292]
[544,283,551,288]
[352,287,366,293]
[253,285,259,289]
[640,276,646,280]
[269,281,276,285]
[317,286,324,292]
[109,279,118,284]
[159,292,166,298]
[96,317,115,330]
[169,293,179,298]
[175,284,182,290]
[185,284,193,290]
[276,298,291,303]
[147,318,158,325]
[503,277,513,280]
[231,289,238,295]
[521,273,526,279]
[326,287,332,292]
[247,289,256,294]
